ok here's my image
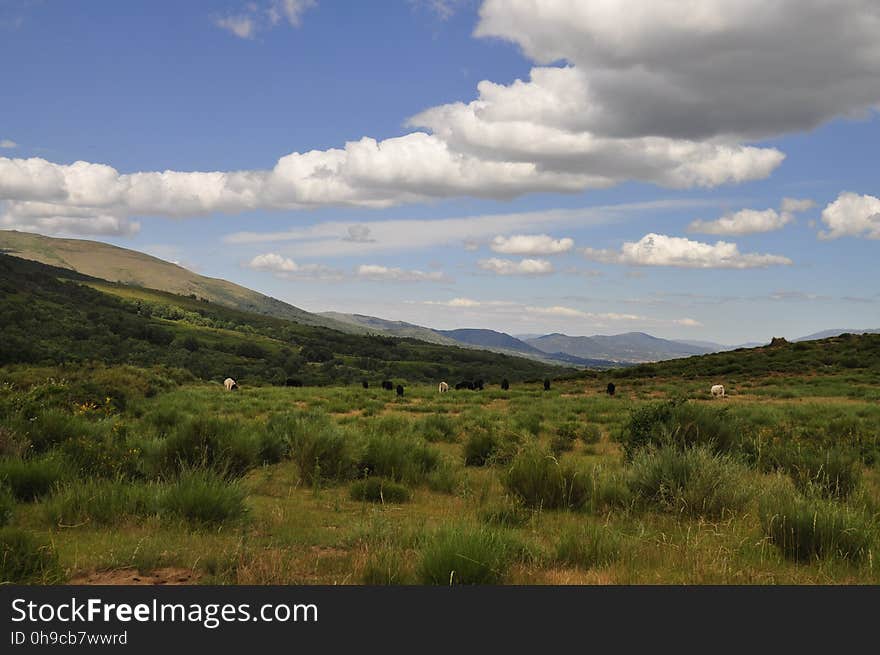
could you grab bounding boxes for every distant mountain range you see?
[3,230,875,369]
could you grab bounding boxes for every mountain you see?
[795,328,880,341]
[0,253,564,384]
[526,332,716,363]
[436,328,546,354]
[0,230,361,334]
[319,312,460,346]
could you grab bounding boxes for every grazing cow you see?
[475,379,484,391]
[382,380,394,391]
[606,382,616,397]
[285,378,303,387]
[439,381,449,393]
[362,380,369,389]
[396,384,404,397]
[224,377,238,391]
[543,378,551,391]
[501,379,510,391]
[455,381,467,390]
[711,384,726,399]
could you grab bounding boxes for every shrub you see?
[159,416,260,478]
[426,460,464,495]
[0,456,69,501]
[159,470,247,526]
[626,445,752,519]
[288,418,357,484]
[420,414,458,443]
[759,480,875,562]
[21,410,89,453]
[417,527,519,585]
[550,431,576,456]
[464,430,497,467]
[618,400,741,459]
[357,433,438,484]
[554,523,623,569]
[764,446,862,500]
[514,411,543,437]
[0,487,13,527]
[0,527,64,583]
[557,421,601,445]
[502,447,592,510]
[349,478,411,504]
[44,479,159,526]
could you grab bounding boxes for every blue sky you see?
[1,0,878,343]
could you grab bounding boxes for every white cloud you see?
[356,264,449,282]
[224,199,717,257]
[5,2,879,236]
[478,257,554,275]
[781,198,816,213]
[475,0,880,140]
[688,209,792,236]
[215,0,315,39]
[0,139,17,149]
[490,234,573,255]
[247,252,339,278]
[583,233,792,269]
[819,192,880,240]
[688,198,815,235]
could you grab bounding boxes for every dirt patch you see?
[69,567,200,585]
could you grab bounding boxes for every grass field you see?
[2,365,878,585]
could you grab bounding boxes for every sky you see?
[1,0,878,344]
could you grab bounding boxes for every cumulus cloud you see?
[5,1,880,236]
[343,224,375,243]
[583,233,792,269]
[247,252,339,278]
[490,234,573,255]
[688,198,815,235]
[688,209,792,236]
[478,257,554,275]
[214,0,315,39]
[356,264,449,282]
[819,192,880,239]
[0,139,17,149]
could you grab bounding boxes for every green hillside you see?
[0,230,362,334]
[0,254,563,386]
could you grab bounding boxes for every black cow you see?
[475,379,484,391]
[501,379,510,391]
[543,378,551,391]
[285,378,303,388]
[606,382,616,397]
[381,380,394,391]
[396,384,404,397]
[455,381,467,390]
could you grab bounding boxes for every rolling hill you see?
[526,332,715,363]
[0,230,361,334]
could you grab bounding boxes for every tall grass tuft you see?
[417,527,519,585]
[502,446,592,510]
[0,455,69,501]
[43,479,159,527]
[279,413,357,484]
[627,445,753,519]
[158,416,260,478]
[349,478,411,504]
[554,523,624,569]
[0,527,64,583]
[159,469,247,526]
[759,479,875,562]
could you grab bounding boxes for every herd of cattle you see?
[222,376,727,398]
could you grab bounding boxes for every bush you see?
[464,430,498,467]
[159,470,247,526]
[426,460,464,495]
[159,416,260,478]
[357,433,438,484]
[0,527,64,583]
[627,445,752,519]
[557,421,601,445]
[420,414,458,443]
[21,410,89,453]
[763,446,862,500]
[349,478,411,504]
[618,400,741,459]
[281,413,358,484]
[554,524,623,569]
[0,456,69,501]
[502,447,592,510]
[417,527,519,585]
[44,479,159,526]
[759,480,875,562]
[0,487,13,526]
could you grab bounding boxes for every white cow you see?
[711,384,725,399]
[438,381,449,393]
[224,377,238,391]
